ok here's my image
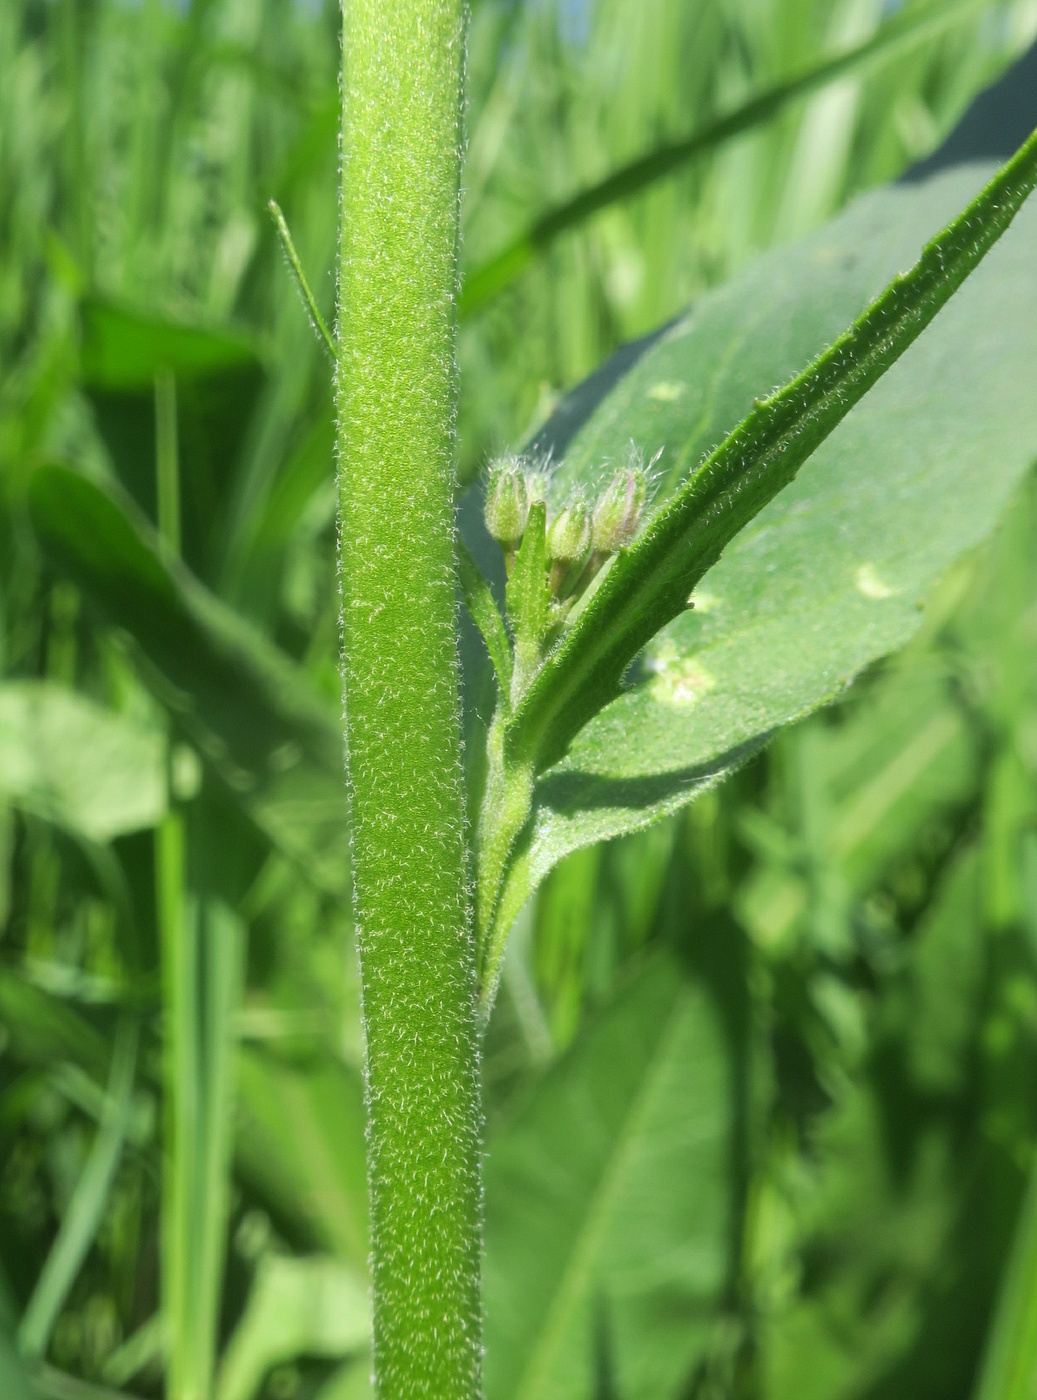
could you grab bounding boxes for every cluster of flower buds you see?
[483,447,652,615]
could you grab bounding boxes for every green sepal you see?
[457,538,513,701]
[505,499,549,702]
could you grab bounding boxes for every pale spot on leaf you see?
[855,563,898,600]
[646,381,685,403]
[645,640,716,709]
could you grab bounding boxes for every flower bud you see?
[546,496,591,565]
[592,465,647,554]
[484,458,529,547]
[524,470,550,508]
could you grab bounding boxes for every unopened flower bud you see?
[593,466,647,554]
[546,497,591,565]
[484,459,529,547]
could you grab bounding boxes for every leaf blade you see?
[506,123,1037,775]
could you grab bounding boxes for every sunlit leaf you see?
[0,681,165,842]
[216,1254,369,1400]
[493,156,1037,938]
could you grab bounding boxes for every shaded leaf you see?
[484,955,732,1400]
[235,1049,369,1270]
[28,468,349,892]
[80,297,265,584]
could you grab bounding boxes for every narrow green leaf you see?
[972,1152,1037,1400]
[19,1018,139,1358]
[268,199,336,360]
[484,955,732,1400]
[161,887,243,1400]
[460,0,993,313]
[458,538,512,698]
[507,125,1037,776]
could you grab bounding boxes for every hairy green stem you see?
[336,4,481,1398]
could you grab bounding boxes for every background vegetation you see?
[3,1,1037,1398]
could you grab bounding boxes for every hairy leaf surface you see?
[497,160,1037,932]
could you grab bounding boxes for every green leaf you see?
[235,1048,369,1270]
[79,298,265,585]
[509,129,1037,777]
[18,1018,138,1359]
[215,1254,369,1400]
[973,1153,1037,1400]
[490,153,1037,948]
[483,955,732,1400]
[28,468,349,892]
[79,297,258,390]
[0,681,166,842]
[506,500,549,702]
[0,969,108,1079]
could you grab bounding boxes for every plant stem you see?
[336,3,480,1399]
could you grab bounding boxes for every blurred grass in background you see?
[3,1,1037,1398]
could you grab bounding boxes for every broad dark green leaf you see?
[80,297,258,389]
[0,681,165,842]
[28,468,349,892]
[495,157,1037,939]
[483,955,732,1400]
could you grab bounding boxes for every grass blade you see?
[972,1153,1037,1400]
[461,0,995,313]
[505,123,1037,775]
[17,1018,139,1360]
